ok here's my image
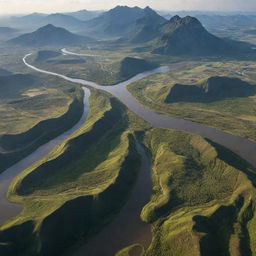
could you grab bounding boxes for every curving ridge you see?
[23,53,256,168]
[0,87,90,225]
[0,52,253,256]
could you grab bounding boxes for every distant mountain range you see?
[9,13,84,31]
[151,15,234,56]
[8,24,94,46]
[65,10,103,21]
[83,6,166,38]
[3,6,254,56]
[160,11,256,23]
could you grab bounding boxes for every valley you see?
[0,4,256,256]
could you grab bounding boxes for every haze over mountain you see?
[130,7,166,43]
[7,12,84,31]
[65,10,103,21]
[8,24,94,46]
[83,6,165,38]
[152,15,234,56]
[0,27,19,40]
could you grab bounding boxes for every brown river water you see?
[0,54,255,256]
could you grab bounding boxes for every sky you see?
[0,0,256,15]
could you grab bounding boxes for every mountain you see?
[65,9,103,21]
[119,57,159,80]
[42,14,84,30]
[9,13,47,28]
[165,76,256,103]
[152,15,234,56]
[84,6,158,37]
[8,24,94,46]
[196,14,256,29]
[9,13,84,31]
[130,7,166,43]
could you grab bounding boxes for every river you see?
[3,53,254,256]
[0,87,90,225]
[23,54,256,168]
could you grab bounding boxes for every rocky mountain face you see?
[153,15,233,56]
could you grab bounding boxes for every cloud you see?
[0,0,255,14]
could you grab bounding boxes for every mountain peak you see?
[153,15,232,56]
[9,23,94,46]
[170,15,182,22]
[110,5,142,12]
[182,16,202,26]
[169,15,201,27]
[39,24,56,31]
[144,6,153,11]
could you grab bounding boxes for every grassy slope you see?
[31,44,182,85]
[1,83,256,256]
[139,128,256,256]
[0,88,150,255]
[0,75,85,173]
[0,75,79,135]
[128,61,256,141]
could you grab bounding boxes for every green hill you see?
[119,57,159,81]
[140,128,256,256]
[165,76,256,102]
[0,74,39,98]
[35,50,62,62]
[8,24,94,46]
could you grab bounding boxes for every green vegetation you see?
[35,50,61,62]
[0,73,85,173]
[128,61,256,141]
[138,128,256,256]
[1,11,256,256]
[0,88,150,256]
[165,76,255,103]
[32,49,160,85]
[119,57,159,81]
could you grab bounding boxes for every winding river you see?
[0,87,90,225]
[23,54,256,168]
[0,52,255,256]
[22,53,256,255]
